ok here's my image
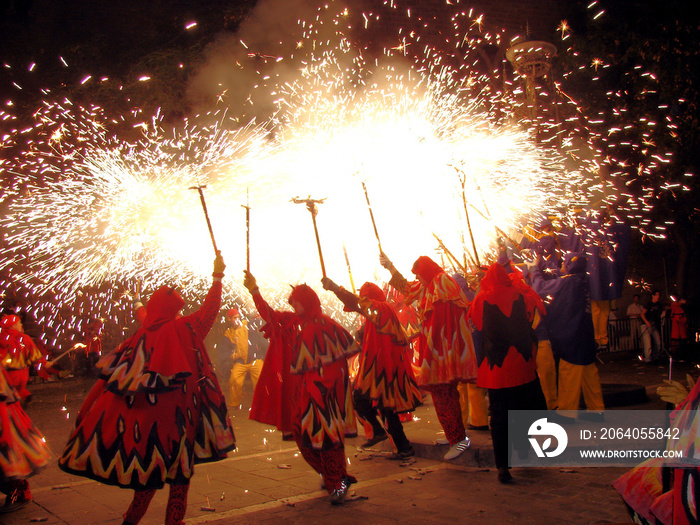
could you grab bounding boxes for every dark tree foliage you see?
[557,0,700,297]
[0,0,257,123]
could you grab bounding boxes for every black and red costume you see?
[0,360,51,511]
[248,283,358,498]
[327,280,422,456]
[59,280,235,524]
[469,263,547,479]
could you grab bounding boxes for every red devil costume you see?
[0,360,51,513]
[381,254,477,460]
[469,262,547,483]
[244,272,358,504]
[0,315,52,400]
[323,278,422,458]
[614,378,700,525]
[59,258,235,525]
[248,306,298,434]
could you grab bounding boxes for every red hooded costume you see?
[0,315,46,399]
[0,361,51,485]
[289,285,359,450]
[250,285,358,450]
[59,282,235,490]
[394,256,477,386]
[469,263,541,389]
[248,302,299,433]
[334,282,422,413]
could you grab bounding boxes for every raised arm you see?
[322,276,361,313]
[379,252,409,294]
[243,270,282,326]
[185,251,225,339]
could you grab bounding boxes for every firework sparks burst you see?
[1,1,606,348]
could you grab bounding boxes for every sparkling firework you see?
[0,1,607,348]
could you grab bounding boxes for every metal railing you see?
[606,313,699,355]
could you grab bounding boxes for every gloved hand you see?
[213,250,226,276]
[321,276,339,292]
[243,270,259,293]
[657,379,689,406]
[379,251,394,270]
[523,252,539,272]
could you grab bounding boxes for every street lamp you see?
[506,40,558,122]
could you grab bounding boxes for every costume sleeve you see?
[389,271,409,295]
[529,265,564,300]
[134,304,147,325]
[251,291,280,325]
[398,278,424,305]
[357,297,409,345]
[497,252,513,272]
[184,281,222,340]
[23,334,45,364]
[333,286,361,314]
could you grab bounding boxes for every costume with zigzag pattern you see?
[58,281,236,490]
[332,283,421,414]
[389,258,477,386]
[248,284,358,492]
[0,315,47,400]
[387,256,477,446]
[287,285,359,451]
[0,362,50,487]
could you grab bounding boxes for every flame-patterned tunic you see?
[333,283,422,414]
[249,285,359,451]
[58,281,235,490]
[0,363,51,483]
[390,257,477,386]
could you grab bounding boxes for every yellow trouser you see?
[458,382,489,428]
[229,359,263,407]
[536,340,558,410]
[557,359,605,412]
[590,300,611,347]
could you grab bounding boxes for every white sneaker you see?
[443,437,471,460]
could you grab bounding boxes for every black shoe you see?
[361,432,388,448]
[386,447,416,460]
[467,424,490,431]
[498,468,513,484]
[281,432,294,441]
[0,499,31,514]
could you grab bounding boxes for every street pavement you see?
[1,352,692,524]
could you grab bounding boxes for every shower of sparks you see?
[0,0,663,348]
